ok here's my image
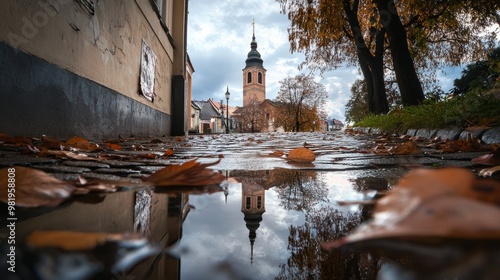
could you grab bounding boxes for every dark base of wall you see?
[0,41,170,139]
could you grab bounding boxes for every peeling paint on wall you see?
[140,40,156,102]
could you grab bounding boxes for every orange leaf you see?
[164,148,174,157]
[287,147,316,163]
[389,141,421,155]
[322,168,500,251]
[66,136,92,150]
[41,135,63,149]
[104,142,123,150]
[0,166,74,207]
[143,159,225,187]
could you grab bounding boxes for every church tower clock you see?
[243,20,266,107]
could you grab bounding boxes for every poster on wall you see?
[139,40,156,102]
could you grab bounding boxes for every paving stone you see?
[51,173,81,181]
[481,127,500,144]
[79,172,124,181]
[415,128,438,139]
[94,168,141,175]
[0,156,58,167]
[135,166,167,173]
[406,129,418,137]
[459,127,489,140]
[435,128,463,140]
[35,165,92,173]
[63,160,111,169]
[100,160,144,167]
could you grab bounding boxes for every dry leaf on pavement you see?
[0,166,75,207]
[143,159,225,187]
[287,147,316,163]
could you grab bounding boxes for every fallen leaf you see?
[270,150,284,157]
[66,136,93,150]
[0,166,74,207]
[389,141,421,155]
[321,168,500,252]
[0,135,33,146]
[45,150,100,161]
[287,147,316,163]
[143,159,225,187]
[164,148,174,157]
[41,135,64,149]
[150,139,164,144]
[27,230,126,250]
[472,150,500,165]
[104,142,122,150]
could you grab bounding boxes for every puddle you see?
[1,169,393,280]
[177,169,389,280]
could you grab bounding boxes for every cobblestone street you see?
[1,130,498,280]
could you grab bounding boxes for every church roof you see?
[245,32,264,68]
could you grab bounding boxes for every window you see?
[246,197,251,209]
[257,196,262,209]
[247,72,252,84]
[266,113,270,121]
[258,72,262,84]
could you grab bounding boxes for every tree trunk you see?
[344,0,389,114]
[376,0,425,106]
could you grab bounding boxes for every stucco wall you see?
[0,0,175,115]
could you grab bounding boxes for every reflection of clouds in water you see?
[180,170,369,279]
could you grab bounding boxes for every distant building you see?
[192,99,223,134]
[332,119,345,130]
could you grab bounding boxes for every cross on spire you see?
[252,19,255,40]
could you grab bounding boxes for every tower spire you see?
[252,19,255,40]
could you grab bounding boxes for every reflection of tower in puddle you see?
[241,178,266,264]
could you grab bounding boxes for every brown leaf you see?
[287,147,316,163]
[164,148,174,157]
[45,150,100,161]
[0,166,74,207]
[41,135,64,149]
[472,150,500,165]
[322,168,500,251]
[0,134,33,146]
[389,141,421,155]
[143,159,225,187]
[270,150,284,157]
[66,136,92,150]
[104,142,123,150]
[26,230,126,250]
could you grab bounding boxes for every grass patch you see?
[354,92,500,133]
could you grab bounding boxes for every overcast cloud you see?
[187,0,461,122]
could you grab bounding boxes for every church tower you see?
[241,179,266,264]
[243,20,266,107]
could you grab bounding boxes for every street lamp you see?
[225,86,230,134]
[220,99,224,133]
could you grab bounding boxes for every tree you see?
[274,74,328,132]
[345,79,370,124]
[277,0,499,111]
[234,97,266,132]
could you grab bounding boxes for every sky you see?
[187,0,462,122]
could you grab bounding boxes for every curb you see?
[352,126,500,144]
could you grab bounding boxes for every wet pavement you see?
[0,131,498,279]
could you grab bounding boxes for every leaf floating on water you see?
[287,147,316,163]
[389,141,421,155]
[41,135,64,149]
[321,168,500,252]
[143,159,225,187]
[0,166,74,207]
[104,142,123,151]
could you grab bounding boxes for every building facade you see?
[242,23,266,107]
[0,0,189,138]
